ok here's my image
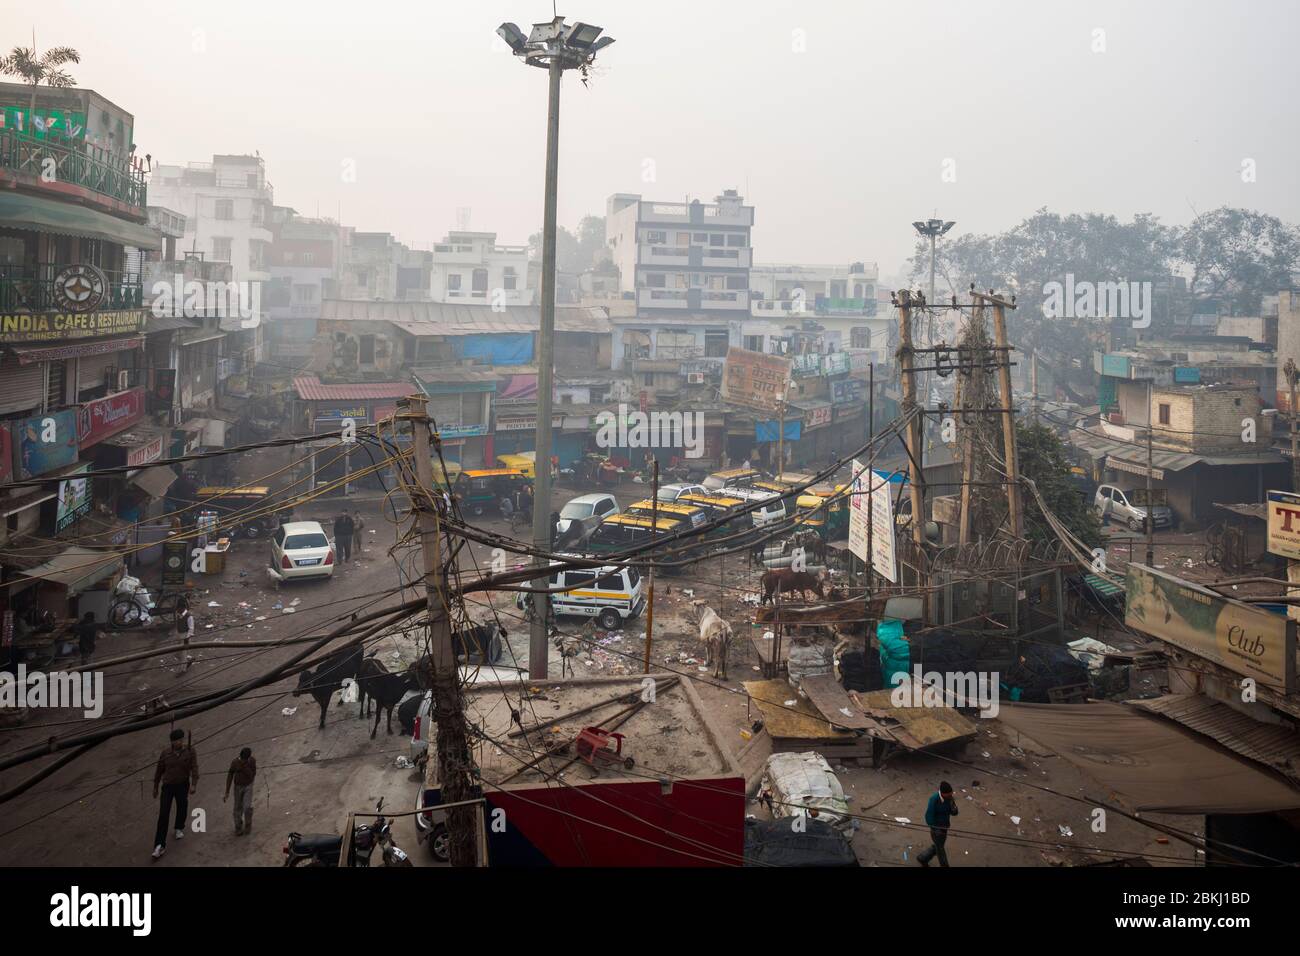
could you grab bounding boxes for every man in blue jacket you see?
[918,780,958,867]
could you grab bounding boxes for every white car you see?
[657,482,708,502]
[728,487,788,527]
[556,493,620,535]
[268,520,336,582]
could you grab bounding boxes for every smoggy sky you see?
[13,0,1300,277]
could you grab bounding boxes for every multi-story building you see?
[147,154,271,363]
[0,81,175,619]
[606,189,754,318]
[264,207,346,366]
[339,231,430,302]
[429,231,532,306]
[749,261,889,364]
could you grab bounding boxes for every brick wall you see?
[1152,386,1262,454]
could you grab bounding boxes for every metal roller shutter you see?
[428,393,462,427]
[0,357,45,416]
[77,352,117,393]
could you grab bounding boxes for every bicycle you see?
[109,587,195,630]
[509,508,533,534]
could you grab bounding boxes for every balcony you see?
[0,128,146,211]
[0,265,144,313]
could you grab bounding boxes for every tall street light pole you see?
[498,17,615,680]
[912,218,955,405]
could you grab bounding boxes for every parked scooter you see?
[283,798,412,867]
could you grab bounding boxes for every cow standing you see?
[362,668,418,739]
[759,569,826,605]
[697,606,733,680]
[293,645,363,729]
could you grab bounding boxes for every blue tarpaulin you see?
[755,420,802,443]
[876,618,910,687]
[459,333,533,365]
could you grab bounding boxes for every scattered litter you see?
[838,707,853,717]
[1010,816,1021,825]
[204,624,214,629]
[698,666,709,672]
[1058,825,1073,838]
[784,700,797,707]
[981,751,991,758]
[207,601,221,607]
[282,607,296,614]
[987,810,996,816]
[395,756,411,769]
[289,598,301,607]
[255,616,267,622]
[894,817,911,824]
[751,665,761,671]
[281,707,298,716]
[271,602,283,610]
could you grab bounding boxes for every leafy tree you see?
[0,43,80,121]
[1176,207,1300,314]
[1017,421,1102,551]
[528,214,607,274]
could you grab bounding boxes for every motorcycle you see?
[283,797,412,867]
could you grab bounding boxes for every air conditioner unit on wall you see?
[686,372,705,385]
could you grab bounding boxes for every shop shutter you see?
[428,392,462,427]
[77,352,118,393]
[0,357,44,416]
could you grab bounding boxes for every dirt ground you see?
[0,464,1203,867]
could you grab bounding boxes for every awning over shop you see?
[14,546,123,595]
[996,701,1300,814]
[0,192,160,250]
[9,336,145,364]
[178,329,226,347]
[129,465,177,499]
[1070,428,1284,475]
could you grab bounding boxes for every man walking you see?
[74,612,100,667]
[333,512,353,563]
[152,728,199,861]
[224,746,257,835]
[351,510,365,560]
[917,780,959,867]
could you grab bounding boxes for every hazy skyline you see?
[13,0,1300,277]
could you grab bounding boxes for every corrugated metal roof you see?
[292,375,415,401]
[320,300,610,334]
[1214,502,1268,520]
[1132,694,1300,782]
[1069,428,1283,472]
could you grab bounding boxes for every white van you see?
[515,561,645,631]
[728,487,788,527]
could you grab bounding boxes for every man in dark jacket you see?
[918,780,958,867]
[73,612,100,666]
[333,513,354,563]
[152,729,199,860]
[224,747,257,835]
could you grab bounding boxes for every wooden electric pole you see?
[406,395,478,867]
[982,291,1023,539]
[897,291,928,621]
[642,459,659,674]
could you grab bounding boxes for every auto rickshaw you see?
[454,469,532,517]
[496,453,536,480]
[194,486,294,539]
[793,484,850,540]
[430,460,463,494]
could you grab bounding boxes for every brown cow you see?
[760,569,826,605]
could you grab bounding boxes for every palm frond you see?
[40,46,80,67]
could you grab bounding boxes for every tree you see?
[0,43,81,126]
[528,214,607,274]
[1017,421,1102,551]
[1175,207,1300,315]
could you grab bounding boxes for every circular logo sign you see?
[52,264,107,312]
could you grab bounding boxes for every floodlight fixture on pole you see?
[499,15,615,680]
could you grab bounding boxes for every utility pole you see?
[642,459,659,674]
[897,291,928,621]
[866,362,874,589]
[406,395,476,867]
[776,396,786,479]
[1286,358,1299,491]
[957,303,980,545]
[1146,379,1155,568]
[497,16,616,680]
[984,292,1023,539]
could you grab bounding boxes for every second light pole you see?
[498,17,615,679]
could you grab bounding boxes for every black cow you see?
[408,623,506,690]
[356,656,389,720]
[293,645,363,729]
[363,668,418,738]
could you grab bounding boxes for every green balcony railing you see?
[0,128,147,209]
[0,265,144,313]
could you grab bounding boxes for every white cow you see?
[697,605,733,680]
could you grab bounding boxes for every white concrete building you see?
[429,231,533,306]
[749,262,889,365]
[147,154,272,359]
[605,189,754,317]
